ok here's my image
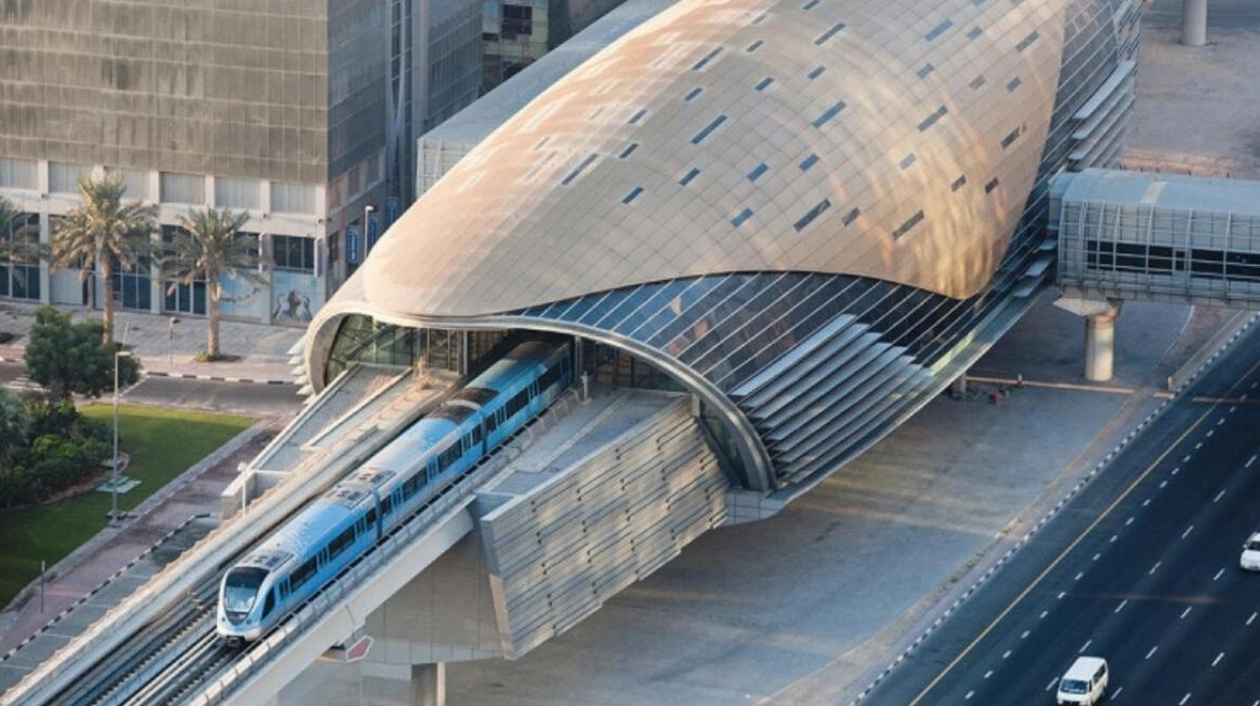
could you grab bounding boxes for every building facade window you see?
[271,182,317,214]
[161,226,206,315]
[49,162,92,194]
[0,212,41,301]
[160,172,206,204]
[273,235,316,272]
[110,254,152,311]
[215,177,261,209]
[0,158,38,189]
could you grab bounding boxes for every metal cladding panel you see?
[362,0,1069,316]
[311,0,1140,493]
[478,397,727,659]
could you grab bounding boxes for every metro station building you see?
[307,0,1142,506]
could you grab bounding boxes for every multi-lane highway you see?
[866,323,1260,705]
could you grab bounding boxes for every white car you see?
[1241,532,1260,571]
[1057,656,1109,706]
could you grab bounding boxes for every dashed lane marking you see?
[1183,525,1194,539]
[983,670,992,680]
[1045,679,1057,692]
[1215,568,1225,581]
[1116,599,1128,614]
[1181,606,1192,619]
[1147,645,1159,660]
[1079,639,1091,653]
[965,690,974,700]
[1214,652,1225,667]
[1113,686,1123,699]
[1002,650,1011,660]
[1249,454,1257,469]
[1126,516,1134,526]
[1144,498,1152,507]
[1151,561,1162,575]
[1180,693,1191,705]
[1215,489,1227,503]
[1075,571,1084,581]
[1021,630,1030,639]
[1248,611,1257,626]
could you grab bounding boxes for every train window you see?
[262,590,276,618]
[290,558,318,591]
[505,389,529,419]
[471,425,483,446]
[329,526,357,559]
[366,507,378,525]
[402,474,423,500]
[486,415,498,434]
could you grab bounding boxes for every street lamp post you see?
[168,316,179,367]
[110,349,132,523]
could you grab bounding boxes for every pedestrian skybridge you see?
[1053,169,1260,308]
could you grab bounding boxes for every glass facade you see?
[0,213,40,301]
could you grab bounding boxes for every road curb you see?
[144,371,293,386]
[0,355,293,387]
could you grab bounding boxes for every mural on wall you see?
[271,270,318,323]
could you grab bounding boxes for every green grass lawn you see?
[0,404,253,609]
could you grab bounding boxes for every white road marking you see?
[1230,406,1238,413]
[1184,454,1193,462]
[1093,552,1102,562]
[1248,611,1257,626]
[1058,591,1067,599]
[1196,442,1203,450]
[1144,498,1152,507]
[1160,480,1169,489]
[1021,629,1031,639]
[1182,606,1193,619]
[1249,454,1257,468]
[1003,650,1012,660]
[1215,489,1227,503]
[1075,571,1084,581]
[1214,652,1225,666]
[1126,516,1134,526]
[1150,561,1162,575]
[1116,599,1128,614]
[1046,679,1057,692]
[1040,610,1049,619]
[984,670,993,679]
[1147,644,1159,660]
[1079,639,1092,653]
[1110,534,1118,543]
[966,690,975,700]
[1219,417,1227,425]
[1215,568,1226,581]
[1183,524,1194,539]
[1180,692,1191,705]
[1113,686,1123,699]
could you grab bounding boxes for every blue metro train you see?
[216,340,573,642]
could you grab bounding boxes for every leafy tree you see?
[0,388,31,467]
[49,173,157,344]
[160,206,267,359]
[23,305,140,400]
[0,195,45,342]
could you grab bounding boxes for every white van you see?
[1056,656,1109,706]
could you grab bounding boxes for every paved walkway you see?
[0,301,305,384]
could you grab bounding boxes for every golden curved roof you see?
[362,0,1066,317]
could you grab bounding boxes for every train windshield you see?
[223,567,268,615]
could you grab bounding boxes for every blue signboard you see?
[384,197,402,230]
[346,224,362,266]
[366,211,381,253]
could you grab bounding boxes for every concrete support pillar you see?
[1182,0,1207,47]
[951,372,968,400]
[1053,297,1123,383]
[412,663,446,706]
[1084,306,1121,382]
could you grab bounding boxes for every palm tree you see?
[0,195,45,342]
[161,206,268,359]
[49,173,157,344]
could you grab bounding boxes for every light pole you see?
[168,316,179,367]
[110,349,132,523]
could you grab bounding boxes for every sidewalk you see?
[0,301,305,385]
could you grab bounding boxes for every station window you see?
[925,19,952,41]
[812,100,846,129]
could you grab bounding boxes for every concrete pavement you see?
[0,301,305,385]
